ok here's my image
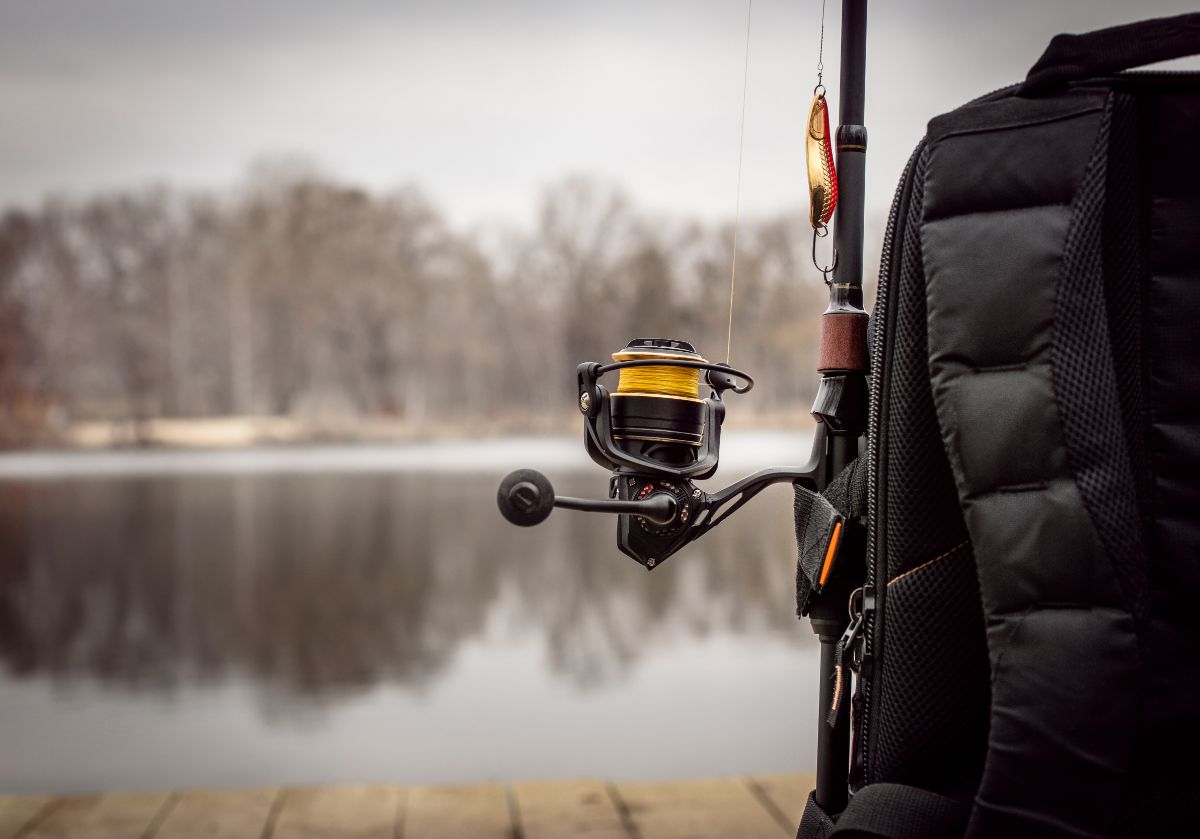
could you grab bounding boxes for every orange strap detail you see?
[818,520,844,588]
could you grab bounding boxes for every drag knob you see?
[497,469,555,527]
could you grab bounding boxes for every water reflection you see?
[0,468,806,709]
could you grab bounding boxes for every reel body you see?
[498,338,822,569]
[576,339,749,481]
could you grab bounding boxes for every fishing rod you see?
[495,0,869,819]
[807,0,868,816]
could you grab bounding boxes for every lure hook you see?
[812,224,838,284]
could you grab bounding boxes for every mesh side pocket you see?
[873,541,990,798]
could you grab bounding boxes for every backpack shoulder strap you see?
[922,87,1145,837]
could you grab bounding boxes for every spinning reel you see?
[497,338,824,569]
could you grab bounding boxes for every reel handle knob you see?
[496,469,679,527]
[497,469,556,527]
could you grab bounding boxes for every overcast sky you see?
[2,0,1197,229]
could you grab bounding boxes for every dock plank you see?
[5,774,817,838]
[23,792,172,839]
[152,788,279,839]
[403,784,511,839]
[271,785,401,839]
[0,796,53,839]
[512,780,629,839]
[747,774,814,831]
[614,779,790,839]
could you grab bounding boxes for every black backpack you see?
[797,14,1200,838]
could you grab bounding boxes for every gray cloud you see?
[1,0,1196,227]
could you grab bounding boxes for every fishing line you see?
[725,0,753,365]
[817,0,827,93]
[809,0,839,283]
[616,363,704,400]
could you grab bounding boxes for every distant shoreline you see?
[17,410,818,453]
[0,427,816,479]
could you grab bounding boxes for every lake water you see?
[0,433,820,794]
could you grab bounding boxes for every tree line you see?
[0,168,871,446]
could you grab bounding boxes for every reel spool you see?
[577,337,753,480]
[610,339,708,466]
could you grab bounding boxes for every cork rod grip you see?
[817,312,868,372]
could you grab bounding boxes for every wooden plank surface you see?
[511,780,630,839]
[0,774,813,838]
[0,796,53,839]
[271,785,401,839]
[402,784,510,839]
[152,788,279,839]
[613,779,791,839]
[747,773,815,829]
[22,792,172,839]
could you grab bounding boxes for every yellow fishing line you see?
[611,348,706,400]
[616,365,703,399]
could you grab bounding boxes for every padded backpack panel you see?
[923,93,1143,838]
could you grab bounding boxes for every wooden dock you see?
[0,774,813,838]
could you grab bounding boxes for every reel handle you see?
[497,469,677,527]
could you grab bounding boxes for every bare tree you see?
[0,166,861,446]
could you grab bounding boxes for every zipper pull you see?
[826,587,865,728]
[852,585,876,677]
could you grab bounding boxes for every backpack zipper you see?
[854,140,917,784]
[855,82,1022,786]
